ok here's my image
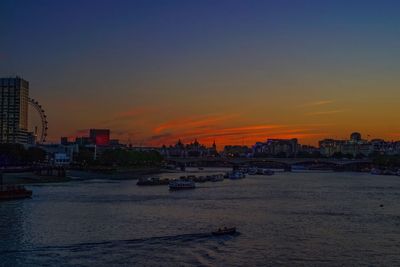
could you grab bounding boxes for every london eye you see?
[28,98,48,143]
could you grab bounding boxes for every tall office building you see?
[0,77,29,144]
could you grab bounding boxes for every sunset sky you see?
[1,0,400,148]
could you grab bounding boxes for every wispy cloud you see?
[306,110,346,116]
[299,100,334,108]
[153,114,237,133]
[145,127,325,147]
[146,114,325,147]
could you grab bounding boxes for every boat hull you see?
[169,186,195,190]
[0,191,32,201]
[169,179,196,190]
[212,227,237,236]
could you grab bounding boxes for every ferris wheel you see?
[28,98,48,143]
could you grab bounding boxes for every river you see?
[1,169,400,266]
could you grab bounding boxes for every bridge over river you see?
[166,157,372,171]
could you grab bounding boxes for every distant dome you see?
[350,132,362,141]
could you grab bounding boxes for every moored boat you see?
[248,167,258,175]
[370,168,382,175]
[262,169,275,175]
[0,185,32,201]
[169,179,196,190]
[226,171,245,179]
[210,174,224,182]
[382,169,396,175]
[193,176,207,183]
[137,177,169,186]
[248,168,274,175]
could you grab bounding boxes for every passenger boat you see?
[262,169,275,176]
[248,168,258,175]
[169,179,196,190]
[248,168,274,176]
[382,169,396,175]
[0,185,32,201]
[137,177,169,186]
[291,165,307,172]
[212,227,237,236]
[226,171,245,179]
[370,168,382,175]
[193,176,207,183]
[210,174,224,182]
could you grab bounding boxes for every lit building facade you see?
[252,138,299,157]
[0,77,29,144]
[319,132,373,157]
[89,129,110,146]
[160,139,218,158]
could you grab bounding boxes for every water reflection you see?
[1,169,400,266]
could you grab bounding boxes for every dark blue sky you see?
[1,0,400,145]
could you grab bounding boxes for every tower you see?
[0,77,29,144]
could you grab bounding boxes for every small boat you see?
[193,176,207,183]
[212,227,237,236]
[383,169,396,176]
[137,177,169,186]
[370,168,382,175]
[291,165,307,172]
[248,168,258,175]
[262,169,275,176]
[226,171,245,179]
[0,185,32,201]
[169,179,196,190]
[210,174,224,182]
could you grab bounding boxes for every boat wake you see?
[0,232,239,266]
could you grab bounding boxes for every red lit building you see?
[89,129,110,146]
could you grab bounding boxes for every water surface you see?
[1,169,400,266]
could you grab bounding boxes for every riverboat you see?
[0,185,32,201]
[260,169,275,175]
[137,177,169,186]
[212,227,237,236]
[169,179,196,190]
[210,174,224,182]
[370,168,382,175]
[226,171,245,179]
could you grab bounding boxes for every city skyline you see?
[2,0,400,147]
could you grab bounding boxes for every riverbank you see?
[2,166,170,185]
[68,166,166,180]
[1,172,71,185]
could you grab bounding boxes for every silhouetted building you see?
[298,145,320,156]
[350,132,362,142]
[319,139,344,156]
[160,139,218,157]
[60,137,69,145]
[75,136,92,146]
[223,145,251,157]
[38,143,79,166]
[253,138,298,157]
[319,132,371,157]
[89,129,110,146]
[0,77,29,144]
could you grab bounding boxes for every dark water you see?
[1,169,400,266]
